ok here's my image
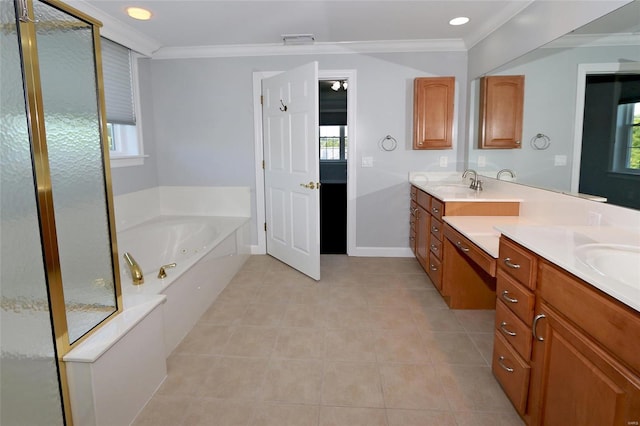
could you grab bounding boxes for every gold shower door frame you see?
[16,0,123,424]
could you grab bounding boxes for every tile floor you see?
[133,255,525,426]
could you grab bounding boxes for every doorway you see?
[253,69,356,258]
[319,79,348,254]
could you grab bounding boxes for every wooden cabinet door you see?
[413,77,455,150]
[415,205,430,270]
[478,75,524,149]
[529,302,640,426]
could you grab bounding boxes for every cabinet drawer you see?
[427,252,442,291]
[443,224,497,277]
[429,234,442,258]
[430,197,444,220]
[409,201,417,227]
[497,269,535,326]
[430,217,443,241]
[493,331,531,416]
[410,185,417,201]
[498,237,536,289]
[495,300,532,360]
[416,189,430,210]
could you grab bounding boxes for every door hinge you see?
[260,95,263,105]
[264,222,267,232]
[262,160,265,169]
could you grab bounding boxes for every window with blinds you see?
[101,37,141,163]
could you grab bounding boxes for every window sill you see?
[110,155,149,168]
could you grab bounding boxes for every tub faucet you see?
[123,252,144,285]
[497,168,516,180]
[157,263,177,279]
[462,168,482,191]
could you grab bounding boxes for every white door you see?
[262,62,320,280]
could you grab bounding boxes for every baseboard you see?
[249,245,413,258]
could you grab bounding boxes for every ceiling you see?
[76,0,533,50]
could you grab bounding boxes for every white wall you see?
[467,0,631,79]
[110,58,159,196]
[142,51,467,249]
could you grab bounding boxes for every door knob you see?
[299,181,320,190]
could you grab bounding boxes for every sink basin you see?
[428,183,471,192]
[574,243,640,289]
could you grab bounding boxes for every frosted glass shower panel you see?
[34,0,117,343]
[0,2,65,424]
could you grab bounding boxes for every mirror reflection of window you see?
[319,125,347,160]
[615,102,640,171]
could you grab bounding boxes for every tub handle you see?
[158,263,177,279]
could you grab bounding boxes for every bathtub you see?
[64,215,250,426]
[117,215,251,354]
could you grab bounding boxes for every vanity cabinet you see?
[492,237,537,417]
[478,75,524,149]
[409,185,520,303]
[413,77,455,150]
[441,224,496,309]
[527,261,640,426]
[492,238,640,425]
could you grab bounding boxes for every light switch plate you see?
[478,156,486,167]
[361,156,373,167]
[439,156,448,167]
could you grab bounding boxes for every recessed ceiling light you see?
[449,16,470,26]
[126,7,152,20]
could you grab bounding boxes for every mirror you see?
[467,0,640,210]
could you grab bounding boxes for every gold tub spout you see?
[123,252,144,285]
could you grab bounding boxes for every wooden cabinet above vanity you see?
[478,75,524,149]
[413,77,455,150]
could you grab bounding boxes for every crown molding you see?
[65,0,162,56]
[151,39,466,60]
[544,33,640,49]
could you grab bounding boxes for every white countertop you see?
[443,216,533,258]
[410,177,522,202]
[495,224,640,313]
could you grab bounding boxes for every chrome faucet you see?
[123,252,144,285]
[462,169,482,191]
[497,169,516,180]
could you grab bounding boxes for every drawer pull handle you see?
[431,244,438,250]
[430,264,438,271]
[504,257,521,269]
[501,290,518,304]
[532,313,546,342]
[500,321,517,336]
[431,226,439,233]
[456,241,470,252]
[432,207,439,214]
[410,237,415,241]
[497,356,514,373]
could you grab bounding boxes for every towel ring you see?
[380,135,398,152]
[530,133,551,150]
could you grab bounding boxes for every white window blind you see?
[101,38,135,125]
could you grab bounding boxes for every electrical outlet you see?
[554,155,567,166]
[439,156,448,167]
[478,156,486,167]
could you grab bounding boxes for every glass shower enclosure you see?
[0,0,122,424]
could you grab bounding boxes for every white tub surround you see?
[495,224,640,313]
[64,296,166,426]
[114,186,251,231]
[118,215,251,355]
